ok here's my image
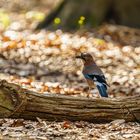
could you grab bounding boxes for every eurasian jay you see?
[76,52,109,97]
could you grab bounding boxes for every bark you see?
[0,80,139,122]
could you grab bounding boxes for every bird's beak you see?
[75,55,86,61]
[75,55,82,59]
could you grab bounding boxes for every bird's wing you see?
[84,74,109,89]
[96,84,108,97]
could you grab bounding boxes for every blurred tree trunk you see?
[36,0,140,31]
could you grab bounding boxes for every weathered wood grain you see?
[0,80,139,122]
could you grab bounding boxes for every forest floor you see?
[0,0,140,139]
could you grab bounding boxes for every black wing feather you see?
[87,74,109,89]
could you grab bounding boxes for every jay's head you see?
[76,52,94,64]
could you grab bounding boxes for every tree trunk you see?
[0,80,139,122]
[36,0,140,31]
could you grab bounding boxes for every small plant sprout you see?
[78,16,85,27]
[54,17,61,25]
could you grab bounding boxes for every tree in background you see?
[37,0,140,31]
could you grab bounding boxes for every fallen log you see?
[0,80,139,122]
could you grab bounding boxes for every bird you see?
[76,52,109,97]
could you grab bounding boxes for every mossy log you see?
[0,80,139,122]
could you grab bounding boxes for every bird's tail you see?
[97,85,108,97]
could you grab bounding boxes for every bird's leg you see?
[87,87,91,98]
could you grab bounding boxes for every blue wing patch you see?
[84,74,109,89]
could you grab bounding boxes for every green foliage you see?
[78,16,85,27]
[54,17,61,25]
[25,11,45,21]
[0,10,10,28]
